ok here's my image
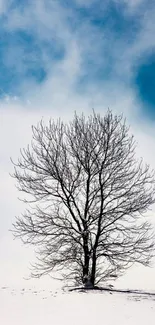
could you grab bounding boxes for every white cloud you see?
[114,0,145,11]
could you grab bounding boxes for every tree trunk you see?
[83,259,89,283]
[82,232,90,285]
[90,252,96,287]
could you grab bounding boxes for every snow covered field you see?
[1,274,155,325]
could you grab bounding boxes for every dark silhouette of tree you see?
[12,110,155,287]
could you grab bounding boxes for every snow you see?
[0,277,155,325]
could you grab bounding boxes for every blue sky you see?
[0,0,155,119]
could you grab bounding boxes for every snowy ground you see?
[1,275,155,325]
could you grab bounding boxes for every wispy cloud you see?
[0,0,153,120]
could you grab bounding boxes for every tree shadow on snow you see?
[68,286,155,301]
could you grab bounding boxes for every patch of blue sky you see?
[8,0,32,11]
[74,2,141,92]
[134,52,155,119]
[0,28,65,96]
[67,0,141,39]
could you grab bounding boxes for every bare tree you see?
[12,110,155,287]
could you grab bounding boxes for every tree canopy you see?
[12,110,155,287]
